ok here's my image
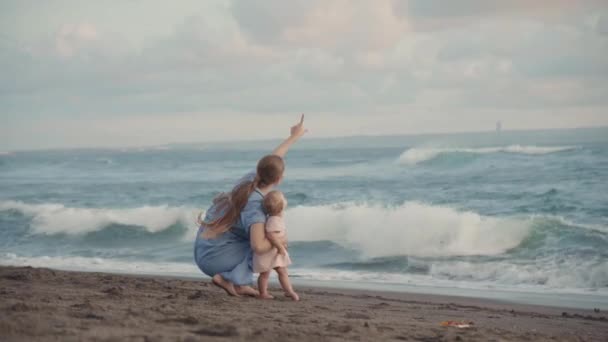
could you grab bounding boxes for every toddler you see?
[253,190,299,301]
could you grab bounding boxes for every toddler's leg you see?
[257,271,274,299]
[274,267,299,301]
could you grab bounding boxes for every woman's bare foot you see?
[212,274,239,297]
[285,291,300,301]
[257,293,274,299]
[235,285,259,297]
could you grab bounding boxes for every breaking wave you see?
[398,145,577,165]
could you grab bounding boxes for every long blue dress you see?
[193,172,267,285]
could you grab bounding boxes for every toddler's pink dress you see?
[253,216,292,273]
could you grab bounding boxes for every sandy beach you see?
[0,266,606,341]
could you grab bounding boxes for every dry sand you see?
[1,266,606,341]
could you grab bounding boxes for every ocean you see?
[1,127,607,307]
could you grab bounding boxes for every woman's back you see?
[198,172,267,241]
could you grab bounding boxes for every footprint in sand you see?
[369,302,390,310]
[157,316,199,325]
[345,312,371,320]
[325,323,352,333]
[190,324,239,337]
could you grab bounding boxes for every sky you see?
[1,0,607,150]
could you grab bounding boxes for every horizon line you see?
[3,125,607,153]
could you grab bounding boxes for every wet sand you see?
[1,266,606,341]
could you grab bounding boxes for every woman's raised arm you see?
[272,114,308,158]
[250,223,273,254]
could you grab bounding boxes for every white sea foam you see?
[7,200,604,262]
[0,253,201,278]
[2,200,532,258]
[95,158,114,164]
[429,257,608,290]
[293,265,608,296]
[285,202,532,258]
[0,200,199,235]
[536,215,608,234]
[398,145,577,165]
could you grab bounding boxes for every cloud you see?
[400,0,608,32]
[232,0,408,52]
[1,0,607,149]
[405,0,576,18]
[54,23,99,57]
[598,13,608,35]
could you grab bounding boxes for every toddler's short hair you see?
[263,191,285,216]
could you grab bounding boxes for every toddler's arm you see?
[265,217,287,255]
[267,231,287,256]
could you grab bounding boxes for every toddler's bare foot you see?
[235,285,259,297]
[257,293,274,299]
[285,291,300,301]
[212,274,239,297]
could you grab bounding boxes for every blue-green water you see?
[1,127,607,304]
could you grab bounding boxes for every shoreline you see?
[2,266,607,341]
[3,258,606,310]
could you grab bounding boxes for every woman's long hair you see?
[202,155,284,235]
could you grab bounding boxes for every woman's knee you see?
[195,261,214,277]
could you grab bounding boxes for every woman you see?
[194,115,307,296]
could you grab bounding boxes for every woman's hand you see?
[272,114,308,158]
[290,114,308,140]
